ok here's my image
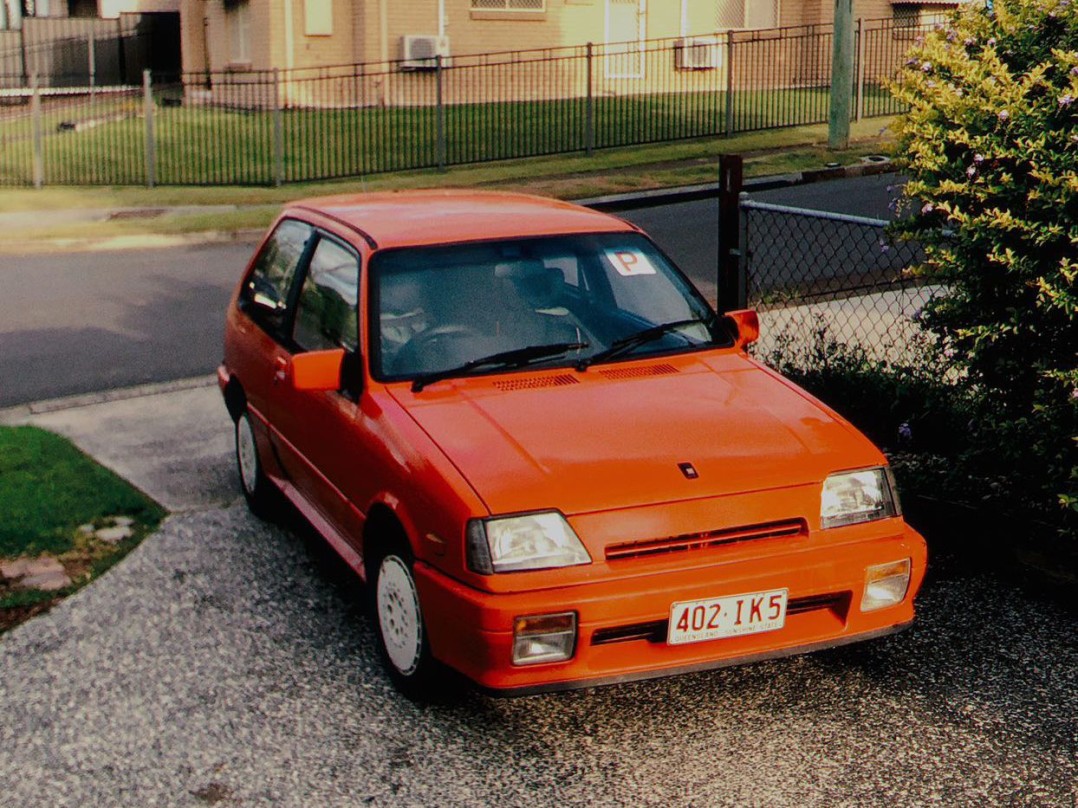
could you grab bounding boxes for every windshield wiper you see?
[576,317,714,371]
[411,341,589,392]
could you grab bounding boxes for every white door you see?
[605,0,646,79]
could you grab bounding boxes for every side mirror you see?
[292,348,346,392]
[724,309,759,350]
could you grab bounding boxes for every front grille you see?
[605,519,807,561]
[786,592,850,616]
[592,621,667,645]
[589,592,849,646]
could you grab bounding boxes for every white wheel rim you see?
[377,555,423,676]
[237,415,259,496]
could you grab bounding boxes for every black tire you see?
[368,540,446,700]
[234,410,280,520]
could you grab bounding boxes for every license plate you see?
[667,588,788,646]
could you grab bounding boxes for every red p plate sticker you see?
[607,249,657,277]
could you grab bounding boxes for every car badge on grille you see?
[678,462,699,480]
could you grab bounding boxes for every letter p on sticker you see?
[609,249,657,277]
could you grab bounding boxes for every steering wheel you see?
[393,324,486,374]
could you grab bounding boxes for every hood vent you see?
[492,374,579,392]
[605,519,807,561]
[598,363,679,381]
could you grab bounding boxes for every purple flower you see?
[964,37,976,47]
[998,109,1010,121]
[1072,388,1078,400]
[922,202,935,214]
[898,423,913,445]
[1070,66,1078,77]
[974,153,985,163]
[1060,94,1075,108]
[967,165,977,177]
[921,61,934,73]
[987,37,996,47]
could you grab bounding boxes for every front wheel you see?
[370,545,444,699]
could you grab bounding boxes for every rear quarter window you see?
[241,219,313,329]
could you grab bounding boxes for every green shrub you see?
[889,0,1077,526]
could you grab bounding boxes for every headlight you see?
[466,511,591,574]
[820,467,900,529]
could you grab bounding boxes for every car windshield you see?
[370,233,731,383]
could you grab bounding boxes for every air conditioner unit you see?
[674,37,721,70]
[400,35,451,70]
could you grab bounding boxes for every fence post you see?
[31,73,43,189]
[88,32,96,102]
[435,54,446,171]
[585,42,594,156]
[273,69,284,187]
[855,17,866,122]
[828,0,854,148]
[724,34,734,138]
[143,69,156,188]
[717,154,744,312]
[20,25,29,87]
[117,17,127,85]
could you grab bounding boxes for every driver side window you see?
[292,236,360,353]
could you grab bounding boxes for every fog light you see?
[512,612,576,666]
[861,559,911,612]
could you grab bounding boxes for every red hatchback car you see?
[220,190,927,698]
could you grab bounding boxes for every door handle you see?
[273,356,289,385]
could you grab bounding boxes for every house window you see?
[305,0,333,36]
[470,0,545,11]
[714,0,778,31]
[226,0,251,64]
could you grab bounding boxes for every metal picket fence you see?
[741,198,939,368]
[0,16,937,187]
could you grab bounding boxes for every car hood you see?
[388,353,883,516]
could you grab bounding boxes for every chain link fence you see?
[741,198,940,369]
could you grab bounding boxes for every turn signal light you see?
[512,612,576,665]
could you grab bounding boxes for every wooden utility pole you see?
[828,0,854,149]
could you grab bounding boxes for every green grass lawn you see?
[0,426,165,632]
[0,85,901,188]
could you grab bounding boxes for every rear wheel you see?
[234,411,279,519]
[370,541,444,699]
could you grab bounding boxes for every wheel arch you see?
[362,503,413,580]
[223,376,247,422]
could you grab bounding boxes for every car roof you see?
[289,190,639,250]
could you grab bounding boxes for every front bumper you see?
[414,522,927,694]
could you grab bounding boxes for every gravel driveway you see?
[1,500,1074,807]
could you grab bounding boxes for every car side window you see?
[292,236,360,353]
[241,219,313,332]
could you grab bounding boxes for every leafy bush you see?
[889,0,1077,526]
[766,320,971,457]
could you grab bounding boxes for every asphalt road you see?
[0,175,902,408]
[0,242,255,408]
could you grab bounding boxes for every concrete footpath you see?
[1,377,234,512]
